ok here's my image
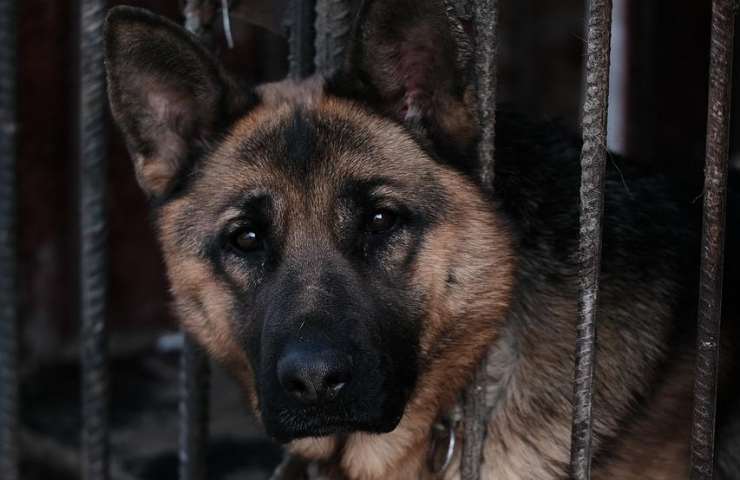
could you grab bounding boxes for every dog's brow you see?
[217,207,246,227]
[215,190,272,227]
[339,177,403,200]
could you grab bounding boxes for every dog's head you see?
[105,1,514,445]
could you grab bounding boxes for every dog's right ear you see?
[105,6,250,198]
[330,0,477,164]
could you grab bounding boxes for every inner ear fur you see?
[333,0,478,157]
[105,6,251,198]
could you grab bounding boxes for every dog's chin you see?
[265,409,404,444]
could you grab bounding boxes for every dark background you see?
[12,1,739,478]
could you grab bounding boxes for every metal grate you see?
[0,1,18,479]
[461,1,500,479]
[78,0,110,479]
[177,3,218,479]
[691,1,735,479]
[314,0,353,74]
[178,336,210,480]
[0,0,734,479]
[286,0,316,79]
[569,1,612,479]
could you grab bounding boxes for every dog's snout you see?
[277,347,351,404]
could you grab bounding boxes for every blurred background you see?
[8,0,740,478]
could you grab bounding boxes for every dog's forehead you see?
[191,80,441,206]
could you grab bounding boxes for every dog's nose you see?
[277,347,351,404]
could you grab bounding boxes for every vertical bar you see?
[314,0,353,74]
[691,1,734,478]
[266,4,321,476]
[183,0,217,49]
[0,1,18,479]
[79,0,109,479]
[460,1,499,479]
[178,337,210,480]
[473,0,499,192]
[569,1,612,479]
[179,4,214,479]
[605,0,628,154]
[286,0,316,79]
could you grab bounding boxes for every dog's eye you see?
[229,226,262,253]
[365,210,398,234]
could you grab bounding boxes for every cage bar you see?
[0,1,18,479]
[569,1,612,479]
[314,0,353,74]
[79,0,110,479]
[460,0,500,479]
[184,0,217,49]
[286,0,316,79]
[179,337,210,480]
[690,1,735,478]
[473,0,499,191]
[178,3,216,479]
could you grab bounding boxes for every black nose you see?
[277,347,351,404]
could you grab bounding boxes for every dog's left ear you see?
[331,0,477,158]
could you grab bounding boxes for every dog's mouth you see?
[265,404,405,443]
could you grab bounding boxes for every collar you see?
[427,403,464,477]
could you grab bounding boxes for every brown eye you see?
[366,210,398,234]
[230,227,261,253]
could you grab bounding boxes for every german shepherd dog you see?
[104,1,740,478]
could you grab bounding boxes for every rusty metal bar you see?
[314,0,353,74]
[570,1,612,479]
[473,0,499,192]
[184,0,217,48]
[460,0,500,478]
[0,1,18,479]
[79,0,110,479]
[179,336,210,480]
[691,1,735,478]
[286,0,316,79]
[179,4,215,479]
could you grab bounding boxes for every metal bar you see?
[0,1,18,479]
[460,0,500,478]
[461,360,492,480]
[691,1,735,478]
[178,337,210,480]
[569,1,612,479]
[79,0,110,479]
[286,0,316,79]
[314,0,353,74]
[184,0,217,49]
[179,4,216,478]
[473,0,499,192]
